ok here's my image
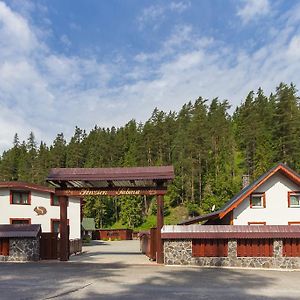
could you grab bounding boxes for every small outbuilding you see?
[0,224,41,261]
[81,217,96,239]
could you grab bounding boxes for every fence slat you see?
[192,239,228,257]
[283,239,300,257]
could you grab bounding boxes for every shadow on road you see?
[1,260,299,300]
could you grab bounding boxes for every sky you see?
[0,0,300,153]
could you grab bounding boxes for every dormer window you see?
[288,192,300,208]
[250,193,265,208]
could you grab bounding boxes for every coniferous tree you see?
[274,83,300,168]
[1,82,299,227]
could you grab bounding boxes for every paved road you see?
[1,240,300,299]
[70,239,154,265]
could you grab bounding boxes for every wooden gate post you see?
[156,193,164,264]
[59,196,68,261]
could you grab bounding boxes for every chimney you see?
[242,175,250,188]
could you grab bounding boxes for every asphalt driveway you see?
[1,240,300,300]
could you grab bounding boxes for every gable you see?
[234,172,300,218]
[219,164,300,219]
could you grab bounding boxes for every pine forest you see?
[1,82,299,229]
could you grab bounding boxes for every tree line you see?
[0,82,299,228]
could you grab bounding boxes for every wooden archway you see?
[47,166,174,263]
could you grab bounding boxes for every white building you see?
[180,163,300,226]
[0,182,81,239]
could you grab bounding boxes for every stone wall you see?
[164,239,300,269]
[2,238,40,262]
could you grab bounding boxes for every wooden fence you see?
[237,239,273,257]
[94,229,133,240]
[139,228,157,260]
[40,233,82,260]
[0,238,9,256]
[192,239,228,257]
[283,239,300,257]
[69,239,82,255]
[191,238,300,258]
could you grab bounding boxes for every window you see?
[51,219,60,233]
[288,192,300,208]
[51,194,60,206]
[250,193,265,208]
[10,218,31,225]
[192,239,228,257]
[10,191,31,205]
[248,222,266,225]
[50,194,68,206]
[51,219,69,234]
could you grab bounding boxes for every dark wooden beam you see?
[55,187,167,197]
[156,193,164,264]
[59,196,68,261]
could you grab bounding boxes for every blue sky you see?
[0,0,300,152]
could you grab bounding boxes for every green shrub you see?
[83,235,91,244]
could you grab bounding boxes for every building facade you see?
[0,182,81,239]
[180,163,300,226]
[233,172,300,225]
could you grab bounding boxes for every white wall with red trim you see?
[233,173,300,225]
[0,189,81,239]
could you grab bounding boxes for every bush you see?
[83,235,91,244]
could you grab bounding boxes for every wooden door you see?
[40,232,58,259]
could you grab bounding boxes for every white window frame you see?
[250,193,265,209]
[289,192,300,208]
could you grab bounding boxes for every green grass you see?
[110,221,127,229]
[135,215,156,231]
[101,205,189,232]
[165,205,188,225]
[135,205,189,231]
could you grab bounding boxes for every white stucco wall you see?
[233,173,300,225]
[0,189,81,239]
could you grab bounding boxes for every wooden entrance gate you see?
[140,228,157,260]
[40,232,58,259]
[47,166,174,262]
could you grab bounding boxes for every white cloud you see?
[60,34,72,48]
[0,1,38,58]
[0,1,116,151]
[137,4,165,30]
[137,2,190,30]
[0,0,300,155]
[286,35,300,60]
[170,1,191,13]
[237,0,271,24]
[69,22,81,31]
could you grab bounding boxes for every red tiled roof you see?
[0,181,54,193]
